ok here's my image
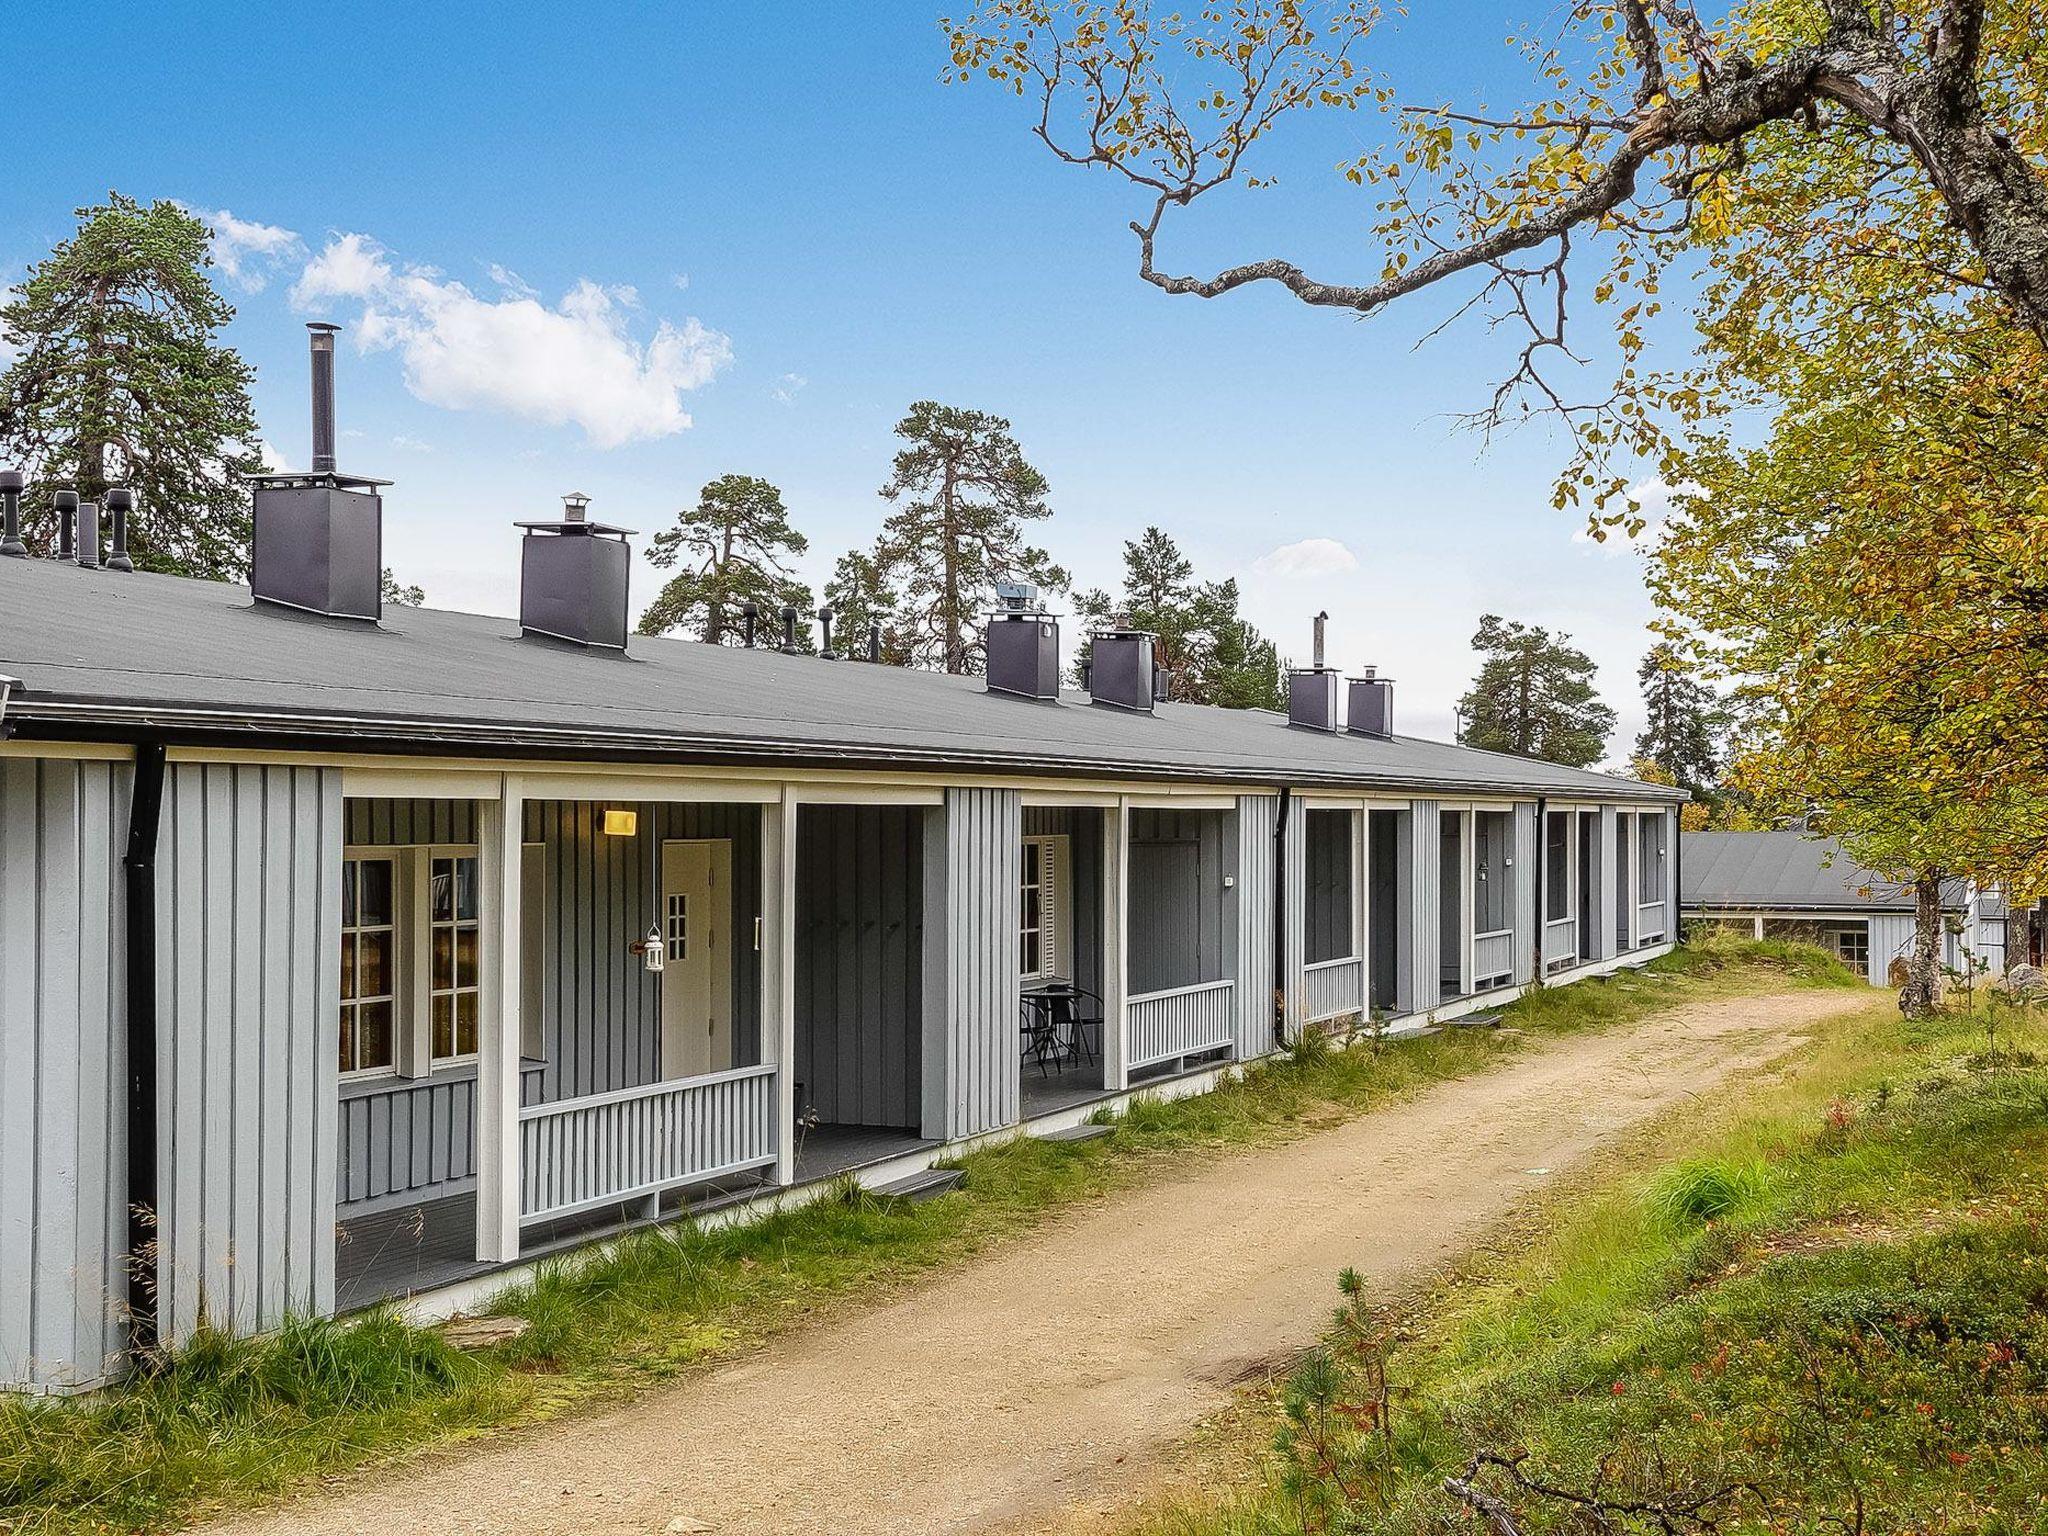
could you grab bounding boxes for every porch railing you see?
[1127,979,1236,1069]
[1304,956,1365,1023]
[1637,900,1669,943]
[1472,928,1516,987]
[520,1063,777,1223]
[1542,916,1578,972]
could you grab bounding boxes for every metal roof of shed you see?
[1681,830,1965,912]
[0,558,1680,800]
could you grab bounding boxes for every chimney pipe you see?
[105,488,134,571]
[76,501,102,569]
[817,606,837,659]
[307,323,340,473]
[54,489,78,562]
[1312,611,1328,670]
[741,599,759,648]
[779,604,799,653]
[0,470,24,559]
[867,618,881,663]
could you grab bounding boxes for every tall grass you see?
[0,939,1838,1535]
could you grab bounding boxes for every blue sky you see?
[5,3,1691,752]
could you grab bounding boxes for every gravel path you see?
[205,987,1867,1536]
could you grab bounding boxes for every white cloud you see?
[771,371,807,404]
[485,263,536,298]
[390,434,434,453]
[253,439,286,471]
[671,271,690,291]
[188,206,304,291]
[290,233,733,448]
[1247,537,1360,579]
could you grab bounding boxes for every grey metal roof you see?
[1681,831,1965,912]
[0,558,1680,799]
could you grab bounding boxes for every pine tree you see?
[0,194,262,577]
[1071,527,1283,708]
[638,473,811,641]
[822,546,914,665]
[876,401,1066,673]
[1634,643,1724,798]
[1457,614,1616,767]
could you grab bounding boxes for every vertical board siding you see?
[1511,804,1537,985]
[343,798,476,846]
[1279,798,1307,1035]
[1595,807,1619,961]
[1234,795,1276,1060]
[1869,914,1914,987]
[795,804,923,1130]
[1411,802,1441,1011]
[156,762,340,1345]
[928,787,1022,1141]
[0,757,130,1393]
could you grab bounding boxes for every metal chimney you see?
[53,489,77,562]
[248,322,390,621]
[986,583,1060,701]
[1312,610,1328,670]
[75,501,102,569]
[1347,667,1395,738]
[779,604,799,653]
[105,488,134,572]
[1086,629,1158,713]
[1287,667,1339,730]
[867,618,881,663]
[515,493,635,649]
[741,599,759,648]
[308,323,339,473]
[817,606,837,659]
[0,470,24,559]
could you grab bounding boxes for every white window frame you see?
[422,843,483,1069]
[1020,833,1073,985]
[339,851,402,1082]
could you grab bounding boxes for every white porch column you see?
[1102,799,1130,1092]
[475,775,525,1263]
[763,790,797,1186]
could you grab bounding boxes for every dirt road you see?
[207,987,1867,1536]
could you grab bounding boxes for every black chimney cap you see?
[52,489,79,510]
[0,469,22,493]
[105,486,134,511]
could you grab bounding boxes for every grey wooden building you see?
[0,453,1681,1394]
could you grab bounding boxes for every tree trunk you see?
[940,466,962,674]
[1899,870,1946,1018]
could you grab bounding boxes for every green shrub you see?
[1644,1158,1772,1227]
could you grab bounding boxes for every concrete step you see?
[1041,1123,1115,1145]
[870,1167,965,1205]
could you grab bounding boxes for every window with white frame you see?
[1019,834,1071,983]
[340,856,398,1077]
[429,852,481,1063]
[340,843,496,1079]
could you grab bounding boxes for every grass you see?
[0,935,1848,1535]
[1121,984,2048,1535]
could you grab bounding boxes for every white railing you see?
[1637,900,1669,943]
[1127,979,1236,1069]
[1472,928,1516,986]
[1304,956,1365,1023]
[520,1063,777,1222]
[1543,916,1578,972]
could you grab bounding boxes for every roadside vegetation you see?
[0,935,1849,1535]
[1125,986,2048,1534]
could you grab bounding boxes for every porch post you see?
[1102,799,1129,1092]
[1459,810,1476,996]
[475,776,524,1263]
[763,790,796,1186]
[1352,807,1369,992]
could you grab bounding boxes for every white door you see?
[660,840,733,1080]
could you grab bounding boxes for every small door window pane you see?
[358,860,393,926]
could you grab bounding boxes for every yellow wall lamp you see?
[601,808,639,837]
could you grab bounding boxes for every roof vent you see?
[1347,668,1395,738]
[986,583,1060,701]
[54,489,77,562]
[516,491,634,649]
[0,470,25,559]
[248,323,390,622]
[1087,629,1157,713]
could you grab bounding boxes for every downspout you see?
[1532,796,1547,983]
[1271,786,1290,1049]
[1671,803,1683,945]
[123,740,167,1358]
